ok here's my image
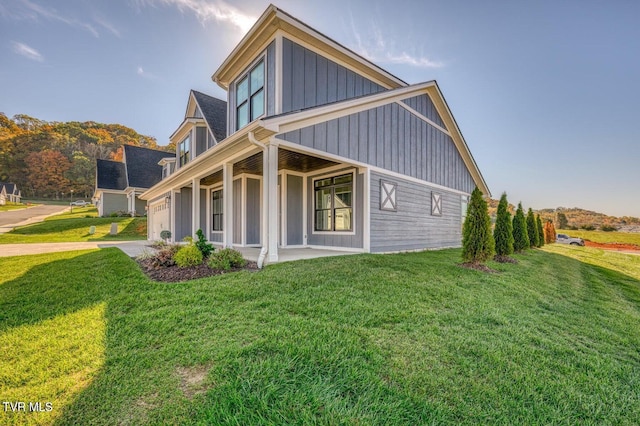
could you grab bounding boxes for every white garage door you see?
[149,201,170,241]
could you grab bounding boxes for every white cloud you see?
[137,0,256,33]
[11,41,43,62]
[137,66,160,80]
[94,16,121,38]
[347,10,444,69]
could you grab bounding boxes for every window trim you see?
[178,134,190,167]
[211,186,223,233]
[235,55,266,131]
[311,169,356,236]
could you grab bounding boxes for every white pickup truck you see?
[556,233,585,246]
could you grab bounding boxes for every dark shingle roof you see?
[96,160,127,190]
[0,182,16,194]
[123,145,175,189]
[192,90,227,142]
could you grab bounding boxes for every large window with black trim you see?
[179,135,190,167]
[236,59,265,130]
[212,189,223,231]
[314,173,353,232]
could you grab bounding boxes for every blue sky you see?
[1,0,639,217]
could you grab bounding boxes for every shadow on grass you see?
[1,248,639,424]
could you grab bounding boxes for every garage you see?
[149,200,170,241]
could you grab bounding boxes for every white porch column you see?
[170,189,176,243]
[267,141,279,263]
[223,162,234,248]
[191,178,200,237]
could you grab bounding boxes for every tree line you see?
[462,188,557,266]
[0,113,172,199]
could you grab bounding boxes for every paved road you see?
[0,204,68,231]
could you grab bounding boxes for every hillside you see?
[487,198,640,232]
[0,113,172,199]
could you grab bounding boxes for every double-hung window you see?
[314,173,353,232]
[236,59,265,130]
[179,135,190,167]
[212,189,223,231]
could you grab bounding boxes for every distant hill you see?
[0,113,172,198]
[487,199,640,232]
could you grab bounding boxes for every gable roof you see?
[123,145,175,189]
[0,182,17,194]
[192,91,227,142]
[212,4,406,90]
[260,80,490,196]
[96,159,127,191]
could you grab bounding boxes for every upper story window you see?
[236,59,264,130]
[179,135,190,167]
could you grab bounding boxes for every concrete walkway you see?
[0,240,152,258]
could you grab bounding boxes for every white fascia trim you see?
[396,101,450,136]
[140,123,263,200]
[261,81,437,134]
[274,138,471,196]
[170,117,206,141]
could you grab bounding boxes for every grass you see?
[0,207,147,243]
[1,246,639,424]
[558,229,640,245]
[0,203,29,212]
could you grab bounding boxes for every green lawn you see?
[559,228,640,246]
[0,207,146,243]
[0,203,28,212]
[1,246,639,425]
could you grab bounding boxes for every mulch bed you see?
[136,258,259,283]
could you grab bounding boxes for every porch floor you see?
[231,246,361,264]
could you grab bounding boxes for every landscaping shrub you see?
[195,229,214,258]
[160,230,171,242]
[208,248,246,271]
[543,219,557,244]
[581,224,596,231]
[152,245,180,268]
[493,192,514,258]
[601,225,617,232]
[526,208,540,248]
[461,187,495,264]
[536,214,544,247]
[174,239,203,268]
[512,203,530,252]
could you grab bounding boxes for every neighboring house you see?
[94,145,175,217]
[0,182,21,204]
[141,5,490,264]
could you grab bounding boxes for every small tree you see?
[543,220,557,244]
[556,212,568,229]
[493,192,514,259]
[536,214,544,247]
[462,187,495,264]
[526,208,539,248]
[512,203,530,252]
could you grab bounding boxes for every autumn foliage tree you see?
[512,203,530,252]
[536,214,544,247]
[462,187,495,264]
[493,192,514,260]
[543,220,557,244]
[24,150,71,198]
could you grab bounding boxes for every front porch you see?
[230,246,361,264]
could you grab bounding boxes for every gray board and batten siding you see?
[281,38,385,113]
[286,174,304,246]
[306,169,364,249]
[280,101,475,194]
[174,188,192,242]
[246,178,261,245]
[370,170,462,253]
[227,41,276,136]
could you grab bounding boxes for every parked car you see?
[556,233,585,246]
[70,200,89,207]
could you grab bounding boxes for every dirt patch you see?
[584,241,640,252]
[176,365,212,399]
[493,255,518,264]
[136,258,259,282]
[459,262,499,273]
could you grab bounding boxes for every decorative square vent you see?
[380,180,397,211]
[431,192,442,216]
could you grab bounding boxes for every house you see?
[141,4,490,264]
[94,145,175,217]
[0,182,21,205]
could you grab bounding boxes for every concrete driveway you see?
[0,204,69,232]
[0,240,152,258]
